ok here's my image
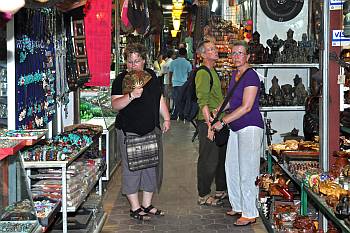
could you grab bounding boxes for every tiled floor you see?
[101,121,268,233]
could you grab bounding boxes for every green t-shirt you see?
[195,68,224,120]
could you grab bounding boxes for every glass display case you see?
[0,155,41,233]
[0,25,7,129]
[80,87,119,180]
[80,87,115,121]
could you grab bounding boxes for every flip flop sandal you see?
[234,218,256,226]
[214,191,228,200]
[141,205,165,216]
[226,210,242,216]
[130,208,151,221]
[198,195,223,206]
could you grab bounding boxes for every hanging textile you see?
[127,0,150,35]
[84,0,112,87]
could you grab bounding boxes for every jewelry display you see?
[15,8,57,130]
[0,222,36,232]
[0,139,24,148]
[21,127,96,162]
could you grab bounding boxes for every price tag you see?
[338,74,346,84]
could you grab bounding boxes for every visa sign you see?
[330,0,345,10]
[332,30,350,46]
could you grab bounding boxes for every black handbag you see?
[214,125,229,146]
[212,68,251,146]
[125,130,159,171]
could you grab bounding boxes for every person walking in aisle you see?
[153,53,165,78]
[212,40,264,226]
[111,43,171,221]
[169,47,192,120]
[160,50,175,111]
[195,40,227,206]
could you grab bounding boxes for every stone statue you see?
[292,74,308,105]
[269,76,282,105]
[298,33,314,63]
[267,35,284,63]
[259,81,267,106]
[281,84,293,106]
[248,31,268,64]
[282,29,298,63]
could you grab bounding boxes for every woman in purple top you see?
[212,40,264,226]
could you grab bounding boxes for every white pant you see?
[225,126,264,218]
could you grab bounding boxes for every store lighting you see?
[171,30,178,37]
[172,9,183,18]
[172,0,184,5]
[211,0,218,12]
[173,19,181,31]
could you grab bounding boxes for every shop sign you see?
[330,0,345,10]
[332,30,350,46]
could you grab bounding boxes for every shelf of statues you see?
[259,75,308,110]
[248,30,319,65]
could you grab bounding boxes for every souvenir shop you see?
[0,0,350,232]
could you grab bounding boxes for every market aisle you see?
[101,121,267,233]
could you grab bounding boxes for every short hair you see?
[166,49,175,58]
[179,47,187,56]
[196,40,211,55]
[123,43,147,61]
[231,40,249,53]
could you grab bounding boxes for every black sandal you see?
[141,205,165,216]
[130,208,151,220]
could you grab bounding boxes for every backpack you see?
[178,65,214,121]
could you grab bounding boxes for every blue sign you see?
[330,0,344,10]
[332,30,350,46]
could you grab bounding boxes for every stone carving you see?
[281,29,298,63]
[292,74,308,106]
[248,31,268,64]
[281,84,293,106]
[267,35,284,63]
[269,76,282,105]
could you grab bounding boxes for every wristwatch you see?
[128,92,135,101]
[220,119,226,127]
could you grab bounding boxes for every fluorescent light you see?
[211,0,218,12]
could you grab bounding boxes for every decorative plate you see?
[260,0,304,22]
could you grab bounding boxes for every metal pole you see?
[321,0,330,174]
[320,1,329,231]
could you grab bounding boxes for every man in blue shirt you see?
[169,47,192,120]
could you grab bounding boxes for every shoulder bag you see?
[125,130,159,171]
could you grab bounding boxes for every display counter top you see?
[83,117,115,132]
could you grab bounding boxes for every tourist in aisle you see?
[195,40,227,206]
[169,47,192,120]
[160,49,175,112]
[111,43,171,221]
[212,40,264,226]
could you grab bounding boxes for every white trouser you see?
[225,126,264,218]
